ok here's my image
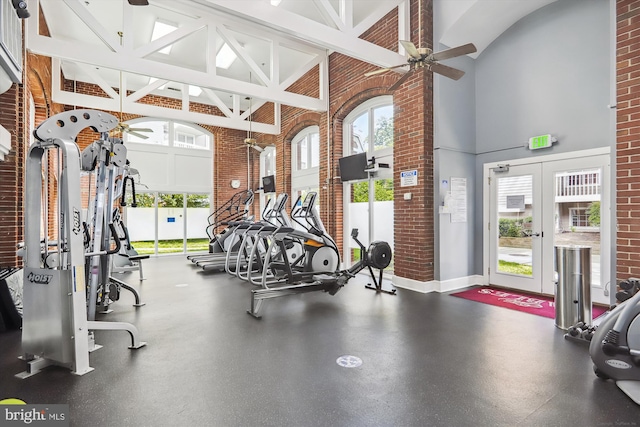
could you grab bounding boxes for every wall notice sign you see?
[506,195,525,210]
[400,170,418,187]
[450,177,467,223]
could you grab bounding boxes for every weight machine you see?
[80,136,145,318]
[17,110,145,379]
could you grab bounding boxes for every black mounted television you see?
[338,152,368,182]
[262,175,276,193]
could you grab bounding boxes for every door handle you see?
[531,232,542,237]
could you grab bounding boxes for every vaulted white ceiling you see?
[25,0,557,134]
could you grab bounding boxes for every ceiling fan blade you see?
[399,40,421,60]
[128,127,153,133]
[364,63,408,77]
[429,63,466,81]
[430,43,477,61]
[126,130,150,140]
[128,0,149,5]
[252,145,264,152]
[388,71,412,91]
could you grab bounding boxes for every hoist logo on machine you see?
[27,272,53,285]
[72,208,81,235]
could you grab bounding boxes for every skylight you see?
[188,86,202,97]
[151,20,178,54]
[216,43,237,69]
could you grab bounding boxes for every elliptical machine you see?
[590,286,640,405]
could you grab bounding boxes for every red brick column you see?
[0,85,24,267]
[616,0,640,279]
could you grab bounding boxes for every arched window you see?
[342,96,394,270]
[124,118,211,150]
[259,146,276,215]
[291,126,320,207]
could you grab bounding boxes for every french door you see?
[487,152,610,304]
[489,163,542,293]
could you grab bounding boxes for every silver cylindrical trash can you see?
[554,245,592,330]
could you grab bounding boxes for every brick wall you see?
[249,0,435,282]
[617,0,640,279]
[1,0,436,283]
[0,85,24,267]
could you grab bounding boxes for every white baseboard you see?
[437,275,485,293]
[392,276,438,293]
[392,275,486,294]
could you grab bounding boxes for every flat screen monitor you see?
[262,175,276,193]
[338,152,368,182]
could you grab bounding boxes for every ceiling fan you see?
[365,41,477,90]
[113,31,153,140]
[364,0,476,91]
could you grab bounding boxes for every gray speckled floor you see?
[1,255,639,426]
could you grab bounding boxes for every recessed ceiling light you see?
[270,0,282,5]
[151,20,177,54]
[216,43,237,69]
[188,85,202,97]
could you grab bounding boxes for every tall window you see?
[291,126,320,207]
[122,118,213,256]
[259,146,276,216]
[342,96,394,271]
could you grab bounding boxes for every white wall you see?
[126,207,210,241]
[347,201,394,249]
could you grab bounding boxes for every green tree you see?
[373,116,394,149]
[129,193,155,207]
[352,179,394,203]
[588,201,600,226]
[126,193,209,208]
[352,181,368,202]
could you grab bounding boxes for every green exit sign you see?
[528,134,554,150]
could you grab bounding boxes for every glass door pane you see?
[125,192,156,255]
[348,181,369,264]
[489,163,542,293]
[553,168,602,287]
[157,193,185,255]
[372,178,394,272]
[186,193,210,253]
[496,174,533,277]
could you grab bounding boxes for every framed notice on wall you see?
[450,177,467,223]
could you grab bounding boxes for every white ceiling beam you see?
[216,25,271,87]
[197,0,405,69]
[206,25,217,74]
[202,88,233,117]
[73,62,120,99]
[240,100,266,121]
[350,0,406,37]
[62,0,122,53]
[122,1,134,50]
[340,0,353,30]
[26,32,326,111]
[53,89,279,134]
[278,52,324,91]
[313,0,346,31]
[127,78,169,102]
[397,0,410,56]
[133,18,208,58]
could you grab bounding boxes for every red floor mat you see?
[451,286,608,320]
